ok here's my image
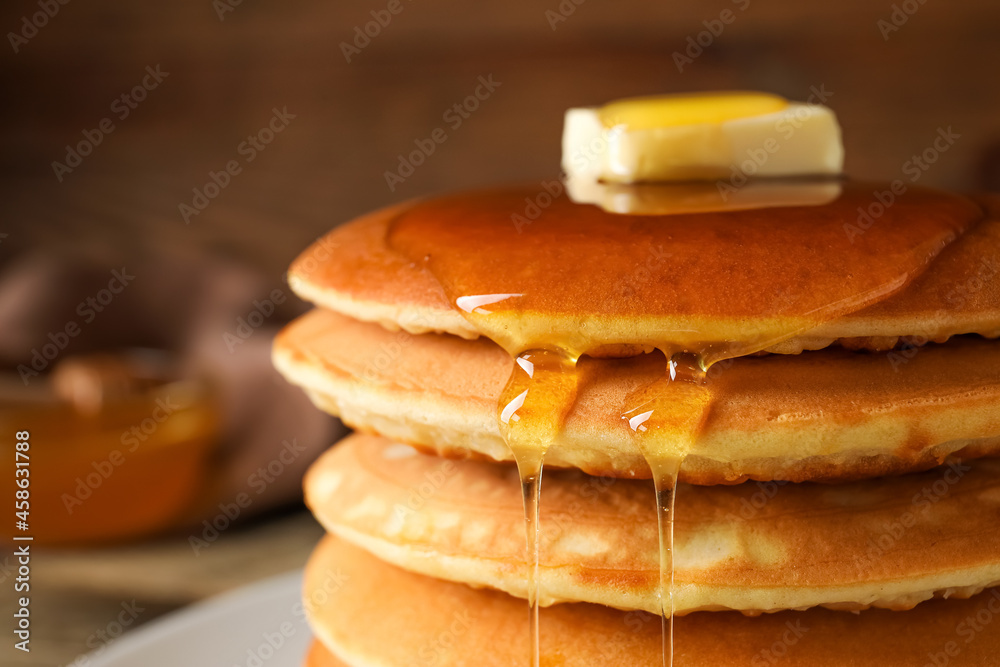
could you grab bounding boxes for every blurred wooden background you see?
[1,0,999,279]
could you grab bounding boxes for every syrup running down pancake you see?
[287,184,999,360]
[273,309,1000,483]
[306,434,1000,616]
[275,167,1000,666]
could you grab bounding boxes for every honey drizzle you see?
[498,349,580,666]
[382,181,979,667]
[518,459,544,666]
[623,352,712,667]
[655,472,679,667]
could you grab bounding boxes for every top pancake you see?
[288,182,1000,359]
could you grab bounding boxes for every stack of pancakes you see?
[274,181,1000,665]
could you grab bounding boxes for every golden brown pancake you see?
[284,178,1000,667]
[304,642,347,667]
[305,535,1000,667]
[273,309,1000,482]
[288,184,1000,359]
[306,433,1000,616]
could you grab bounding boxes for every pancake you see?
[306,433,1000,616]
[304,642,347,667]
[273,309,1000,483]
[305,535,1000,667]
[288,184,1000,359]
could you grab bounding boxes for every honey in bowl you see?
[0,352,219,545]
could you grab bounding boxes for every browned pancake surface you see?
[304,642,347,667]
[288,185,1000,357]
[305,535,1000,667]
[306,434,1000,615]
[274,310,1000,482]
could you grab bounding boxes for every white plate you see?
[86,570,311,667]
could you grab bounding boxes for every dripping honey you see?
[497,348,579,666]
[385,179,981,666]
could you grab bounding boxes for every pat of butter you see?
[563,92,844,183]
[565,177,842,215]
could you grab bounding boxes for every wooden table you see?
[1,510,324,667]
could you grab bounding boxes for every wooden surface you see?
[2,1,999,277]
[0,510,324,666]
[2,2,999,264]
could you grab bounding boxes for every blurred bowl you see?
[0,359,220,546]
